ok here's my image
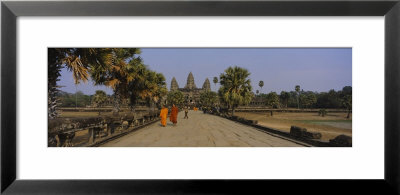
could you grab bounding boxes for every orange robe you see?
[160,108,168,127]
[170,106,179,124]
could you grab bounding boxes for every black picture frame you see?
[2,1,400,194]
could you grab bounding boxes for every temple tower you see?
[170,77,179,91]
[185,72,197,89]
[202,78,211,91]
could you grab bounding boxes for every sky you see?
[57,48,352,95]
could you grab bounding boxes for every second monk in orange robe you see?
[159,106,168,127]
[170,104,179,125]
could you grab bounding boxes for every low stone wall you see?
[48,111,160,147]
[58,106,156,113]
[89,119,160,147]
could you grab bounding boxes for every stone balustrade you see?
[48,111,160,147]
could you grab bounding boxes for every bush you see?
[318,109,327,117]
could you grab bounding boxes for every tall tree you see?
[280,91,290,108]
[219,66,253,116]
[92,90,108,115]
[342,95,352,119]
[259,80,264,93]
[266,92,280,116]
[48,49,64,119]
[301,93,317,109]
[340,86,352,119]
[89,48,142,113]
[266,92,280,108]
[213,77,218,89]
[295,85,301,109]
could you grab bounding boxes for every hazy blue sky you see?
[57,48,352,95]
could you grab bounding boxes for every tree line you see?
[57,90,112,108]
[57,91,93,107]
[256,86,352,110]
[197,66,351,116]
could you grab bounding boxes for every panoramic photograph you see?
[48,48,352,147]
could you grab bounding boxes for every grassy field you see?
[235,111,352,141]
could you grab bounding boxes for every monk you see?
[170,104,179,126]
[184,106,189,119]
[159,105,168,127]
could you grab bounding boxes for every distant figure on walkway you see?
[160,105,168,127]
[170,104,179,125]
[184,106,189,119]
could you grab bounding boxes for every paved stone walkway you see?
[101,110,305,147]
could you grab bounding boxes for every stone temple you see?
[170,72,211,105]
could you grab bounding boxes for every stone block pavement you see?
[102,110,305,147]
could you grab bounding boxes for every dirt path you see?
[101,110,305,147]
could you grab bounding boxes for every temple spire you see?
[202,78,211,91]
[185,72,197,89]
[170,77,179,91]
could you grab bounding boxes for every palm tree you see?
[219,66,253,116]
[213,77,218,90]
[48,48,109,119]
[295,85,301,109]
[123,63,168,112]
[89,48,142,114]
[138,70,168,108]
[152,73,168,107]
[259,80,264,93]
[340,86,352,119]
[48,49,64,119]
